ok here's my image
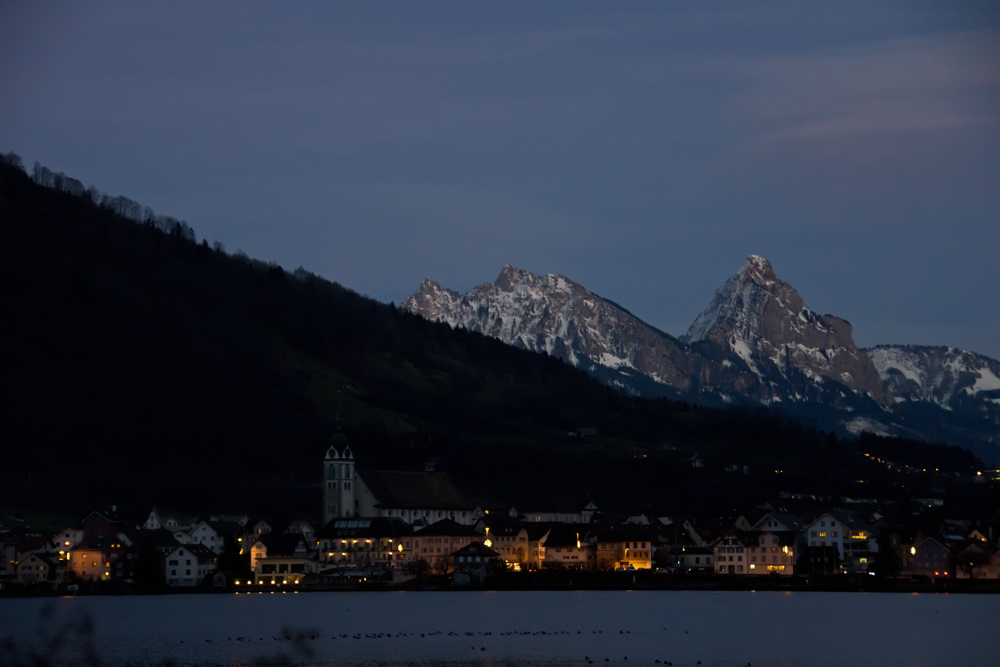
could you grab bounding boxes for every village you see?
[3,432,999,594]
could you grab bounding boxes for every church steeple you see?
[323,424,355,527]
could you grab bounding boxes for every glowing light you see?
[397,544,403,552]
[235,580,240,585]
[910,547,916,555]
[782,546,788,554]
[484,538,492,548]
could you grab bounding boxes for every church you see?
[323,429,479,528]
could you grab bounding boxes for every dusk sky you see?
[3,2,998,358]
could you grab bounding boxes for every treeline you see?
[3,151,198,244]
[0,153,990,521]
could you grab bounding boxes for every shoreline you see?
[4,573,1000,598]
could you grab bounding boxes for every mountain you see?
[867,345,1000,438]
[681,255,891,406]
[403,265,734,397]
[402,258,889,408]
[0,154,990,518]
[11,155,967,517]
[402,258,999,456]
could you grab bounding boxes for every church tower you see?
[323,427,355,527]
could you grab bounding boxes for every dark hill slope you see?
[0,160,983,518]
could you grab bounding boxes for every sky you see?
[2,1,999,358]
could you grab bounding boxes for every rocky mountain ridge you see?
[402,257,999,454]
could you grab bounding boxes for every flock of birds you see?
[185,627,756,666]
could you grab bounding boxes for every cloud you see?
[735,29,1000,144]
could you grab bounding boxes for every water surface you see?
[2,590,996,666]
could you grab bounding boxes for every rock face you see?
[402,257,889,406]
[401,265,730,395]
[401,257,999,452]
[867,345,1000,415]
[681,255,892,406]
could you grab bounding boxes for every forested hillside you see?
[0,156,985,520]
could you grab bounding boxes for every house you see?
[595,526,653,571]
[475,515,530,570]
[524,524,552,570]
[953,540,999,579]
[186,521,224,554]
[798,545,840,575]
[68,544,110,581]
[411,519,483,574]
[714,532,749,574]
[804,509,878,573]
[540,524,595,570]
[113,528,181,582]
[283,519,317,543]
[0,526,49,583]
[251,533,315,585]
[17,553,63,585]
[751,511,806,534]
[911,536,956,580]
[164,543,216,587]
[746,531,796,575]
[246,518,273,544]
[318,517,413,571]
[80,509,128,544]
[673,546,714,573]
[452,542,502,586]
[52,526,84,553]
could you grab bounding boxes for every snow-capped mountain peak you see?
[682,255,890,404]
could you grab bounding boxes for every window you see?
[811,531,817,537]
[186,569,191,575]
[169,560,178,566]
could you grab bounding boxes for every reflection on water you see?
[1,590,997,667]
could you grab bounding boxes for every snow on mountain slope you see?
[401,265,728,393]
[681,255,891,405]
[867,345,1000,409]
[400,260,998,451]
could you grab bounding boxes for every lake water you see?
[1,590,997,666]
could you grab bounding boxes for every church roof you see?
[359,469,472,510]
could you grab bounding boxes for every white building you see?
[321,429,477,527]
[164,544,215,587]
[324,431,356,526]
[804,509,877,573]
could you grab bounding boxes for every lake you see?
[1,590,997,666]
